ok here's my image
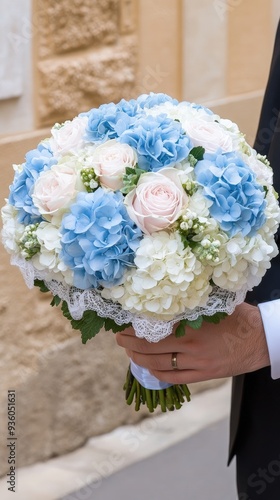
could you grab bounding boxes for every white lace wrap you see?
[130,360,172,389]
[12,255,248,343]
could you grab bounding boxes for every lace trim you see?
[12,255,247,343]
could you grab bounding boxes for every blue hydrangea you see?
[85,101,138,143]
[60,189,142,289]
[195,152,267,237]
[119,113,193,171]
[137,93,178,109]
[116,98,140,116]
[8,143,57,225]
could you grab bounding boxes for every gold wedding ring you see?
[171,352,178,370]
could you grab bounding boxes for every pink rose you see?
[92,139,137,190]
[32,163,82,221]
[125,169,188,234]
[183,118,234,153]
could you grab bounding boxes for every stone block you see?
[34,0,119,58]
[36,42,137,126]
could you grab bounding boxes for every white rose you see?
[219,118,247,152]
[91,139,137,190]
[125,168,188,234]
[182,118,234,153]
[32,162,84,221]
[147,101,220,123]
[49,116,88,157]
[219,118,240,134]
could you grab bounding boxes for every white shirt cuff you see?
[258,299,280,379]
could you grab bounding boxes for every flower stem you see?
[135,380,141,411]
[123,366,191,413]
[145,388,154,413]
[159,390,167,412]
[152,389,157,409]
[126,377,137,406]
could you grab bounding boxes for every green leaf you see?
[189,146,205,161]
[61,302,105,344]
[175,322,186,338]
[121,165,146,194]
[202,312,228,324]
[125,167,137,175]
[175,312,228,338]
[185,317,204,329]
[34,279,49,293]
[61,301,73,321]
[179,231,197,250]
[77,311,105,344]
[50,295,61,307]
[104,318,132,333]
[175,316,203,336]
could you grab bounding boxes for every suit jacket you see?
[229,21,280,463]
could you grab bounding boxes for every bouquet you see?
[2,93,280,413]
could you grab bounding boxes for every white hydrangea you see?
[102,231,212,319]
[174,160,194,176]
[242,234,277,289]
[1,203,25,255]
[260,186,280,241]
[187,188,212,218]
[211,235,250,290]
[32,222,73,285]
[242,150,273,185]
[211,229,277,292]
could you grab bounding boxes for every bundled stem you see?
[124,366,191,413]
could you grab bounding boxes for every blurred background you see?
[0,0,280,496]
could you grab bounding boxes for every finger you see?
[115,330,136,347]
[126,350,182,372]
[126,350,200,374]
[117,327,135,337]
[150,368,214,385]
[117,331,188,354]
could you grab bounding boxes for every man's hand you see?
[116,303,270,384]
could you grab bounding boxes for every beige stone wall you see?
[33,0,138,127]
[0,0,279,477]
